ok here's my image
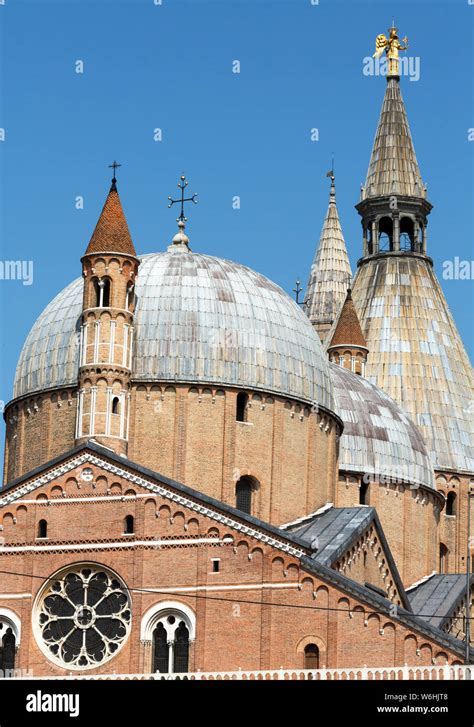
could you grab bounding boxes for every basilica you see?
[0,31,473,677]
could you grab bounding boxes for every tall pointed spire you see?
[362,77,425,199]
[84,174,136,257]
[352,31,474,477]
[304,172,352,344]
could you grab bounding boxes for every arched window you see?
[0,626,16,674]
[124,515,134,535]
[400,217,415,251]
[304,643,319,670]
[152,614,190,674]
[446,492,457,516]
[91,277,100,307]
[112,396,120,415]
[125,283,135,311]
[174,621,190,673]
[37,519,47,539]
[94,278,111,308]
[236,392,248,422]
[378,216,393,251]
[236,476,256,514]
[439,543,448,574]
[359,481,369,505]
[153,623,168,674]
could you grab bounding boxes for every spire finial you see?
[293,279,303,305]
[326,162,336,203]
[168,174,198,223]
[108,160,121,190]
[373,24,409,78]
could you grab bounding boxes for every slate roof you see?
[407,574,473,630]
[289,506,375,567]
[287,505,410,611]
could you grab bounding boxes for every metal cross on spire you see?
[108,160,121,183]
[168,175,198,222]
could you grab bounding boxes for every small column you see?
[362,224,368,257]
[422,224,427,254]
[371,220,379,254]
[414,221,420,252]
[393,213,400,251]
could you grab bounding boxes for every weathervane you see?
[326,154,335,184]
[168,175,198,222]
[373,23,409,77]
[293,280,303,305]
[108,160,121,183]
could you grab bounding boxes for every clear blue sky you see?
[0,0,473,452]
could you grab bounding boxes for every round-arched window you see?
[34,564,131,670]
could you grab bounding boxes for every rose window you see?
[35,565,131,669]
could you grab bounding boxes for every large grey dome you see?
[13,249,334,411]
[330,363,434,490]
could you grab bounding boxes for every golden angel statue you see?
[373,25,409,77]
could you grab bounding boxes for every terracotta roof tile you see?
[328,289,367,349]
[84,182,136,257]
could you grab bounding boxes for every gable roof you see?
[1,441,470,660]
[407,574,473,630]
[286,505,410,611]
[0,440,309,559]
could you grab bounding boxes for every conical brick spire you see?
[84,180,137,257]
[304,174,352,343]
[328,288,367,350]
[363,77,425,199]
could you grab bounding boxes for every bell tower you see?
[75,165,139,455]
[356,27,432,262]
[351,27,474,575]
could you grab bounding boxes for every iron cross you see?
[168,175,198,222]
[108,160,121,181]
[293,280,303,304]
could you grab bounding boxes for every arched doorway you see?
[304,643,320,669]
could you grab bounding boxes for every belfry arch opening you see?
[378,216,393,252]
[400,217,415,251]
[92,277,111,308]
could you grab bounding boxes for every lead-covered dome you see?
[330,363,434,490]
[13,248,334,411]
